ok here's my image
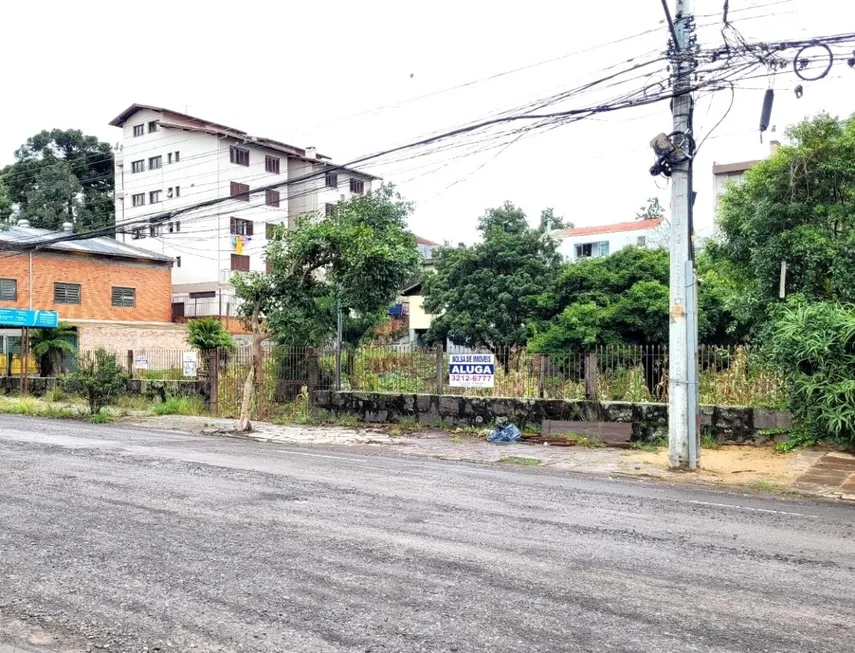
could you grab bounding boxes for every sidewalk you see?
[136,415,848,499]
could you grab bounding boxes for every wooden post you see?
[256,345,265,420]
[584,353,598,401]
[127,350,134,376]
[436,348,444,394]
[538,354,547,399]
[209,349,219,415]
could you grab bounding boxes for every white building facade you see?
[553,219,665,261]
[109,104,376,323]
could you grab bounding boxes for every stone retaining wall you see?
[0,377,207,402]
[313,391,792,444]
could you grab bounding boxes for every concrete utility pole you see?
[667,0,699,469]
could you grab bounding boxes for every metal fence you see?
[60,343,786,421]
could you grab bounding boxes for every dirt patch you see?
[624,445,820,488]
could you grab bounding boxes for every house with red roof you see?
[552,218,665,261]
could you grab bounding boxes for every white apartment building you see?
[553,219,665,261]
[109,104,376,324]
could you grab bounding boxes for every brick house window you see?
[131,193,145,207]
[131,160,144,173]
[265,156,280,174]
[265,189,280,208]
[54,283,81,305]
[132,124,144,137]
[230,146,250,166]
[175,256,181,268]
[0,278,16,301]
[325,172,338,188]
[230,181,250,201]
[230,217,253,236]
[231,254,250,271]
[149,155,162,170]
[148,121,158,133]
[149,190,162,204]
[111,287,136,308]
[349,179,365,194]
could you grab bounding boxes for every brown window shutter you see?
[230,216,236,233]
[247,221,254,236]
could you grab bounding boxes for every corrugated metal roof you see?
[553,219,663,239]
[0,225,173,262]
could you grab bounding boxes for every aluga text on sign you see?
[448,353,495,388]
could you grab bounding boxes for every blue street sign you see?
[0,309,59,329]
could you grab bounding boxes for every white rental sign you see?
[448,353,495,388]
[134,355,148,370]
[182,351,198,378]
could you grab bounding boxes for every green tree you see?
[19,161,82,231]
[0,177,12,225]
[636,197,664,220]
[529,247,743,354]
[709,113,855,333]
[538,207,572,232]
[422,202,563,352]
[3,129,114,231]
[65,349,127,415]
[29,323,77,377]
[232,184,420,430]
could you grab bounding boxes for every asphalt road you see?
[1,416,853,653]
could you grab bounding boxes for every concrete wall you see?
[408,295,432,330]
[73,321,189,352]
[313,391,793,444]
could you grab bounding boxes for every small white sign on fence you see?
[182,351,198,378]
[134,355,148,370]
[448,353,495,388]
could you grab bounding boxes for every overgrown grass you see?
[90,409,112,424]
[152,396,207,416]
[633,434,668,452]
[701,433,720,450]
[499,456,540,466]
[0,397,82,420]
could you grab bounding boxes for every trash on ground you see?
[487,417,521,443]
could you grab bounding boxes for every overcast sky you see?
[2,0,853,243]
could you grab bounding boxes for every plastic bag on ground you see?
[487,422,522,443]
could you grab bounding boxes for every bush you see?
[153,396,206,416]
[65,349,128,415]
[769,301,855,446]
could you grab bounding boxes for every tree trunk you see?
[238,301,261,432]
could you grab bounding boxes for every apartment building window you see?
[111,286,136,308]
[325,203,335,217]
[230,217,253,236]
[131,227,146,240]
[174,151,180,162]
[266,222,283,239]
[230,146,250,167]
[149,190,162,204]
[230,181,250,201]
[167,220,181,233]
[149,222,163,237]
[54,282,81,305]
[637,236,646,247]
[265,189,280,208]
[575,241,610,259]
[149,155,162,170]
[148,120,158,133]
[325,172,338,189]
[349,179,365,195]
[231,254,250,271]
[131,193,145,207]
[265,156,280,174]
[131,160,144,173]
[167,186,181,199]
[0,278,16,301]
[167,153,172,164]
[132,124,144,137]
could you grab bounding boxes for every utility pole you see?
[667,0,699,469]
